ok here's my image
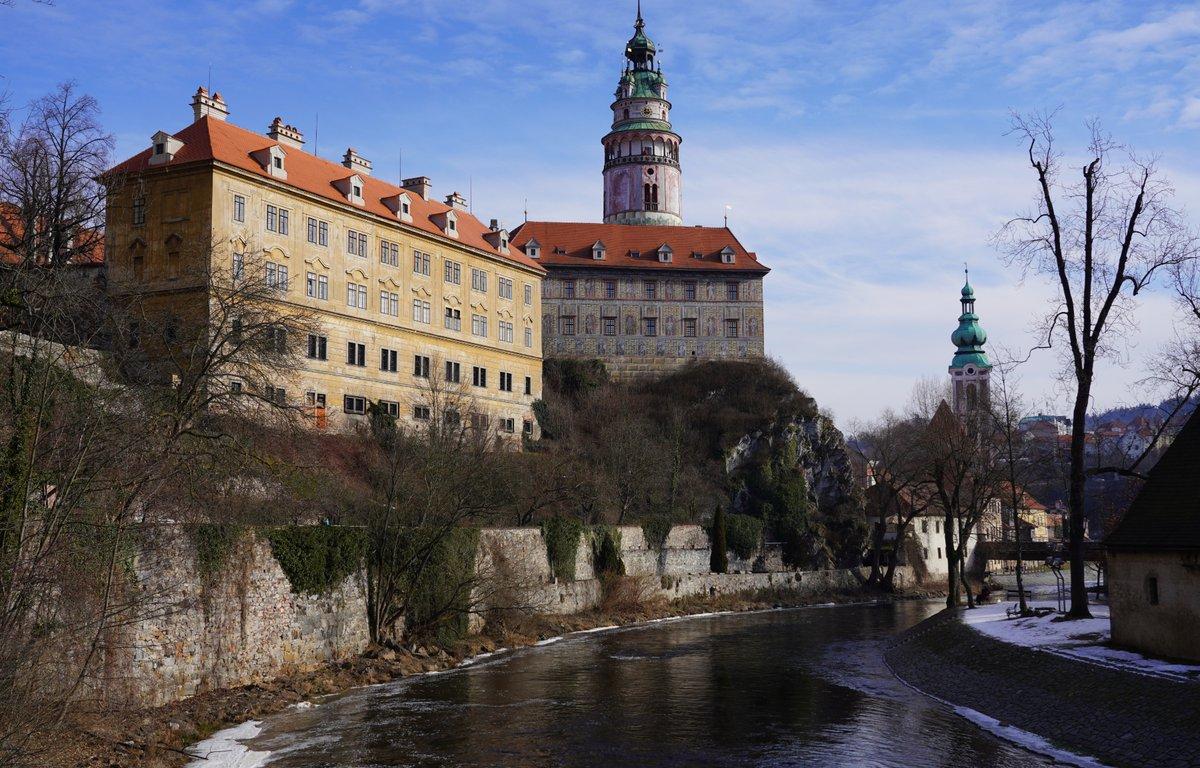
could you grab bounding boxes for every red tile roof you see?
[508,221,769,273]
[104,117,542,274]
[0,202,105,267]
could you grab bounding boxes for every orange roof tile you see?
[0,202,105,267]
[508,221,769,273]
[104,117,542,275]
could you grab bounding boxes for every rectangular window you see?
[726,282,740,301]
[347,230,367,258]
[499,371,513,392]
[305,391,326,408]
[602,316,617,336]
[380,348,398,372]
[644,280,657,300]
[318,220,328,246]
[377,399,400,418]
[524,376,532,396]
[563,279,576,299]
[524,326,533,348]
[682,317,697,337]
[307,272,329,300]
[643,317,657,337]
[306,333,327,360]
[343,395,366,415]
[307,216,317,243]
[471,268,488,292]
[233,194,245,223]
[413,354,430,378]
[380,239,399,266]
[472,366,487,388]
[443,409,460,428]
[499,417,516,434]
[317,274,328,300]
[684,281,697,301]
[561,316,576,336]
[412,299,431,324]
[380,291,400,316]
[232,252,244,283]
[524,283,533,305]
[412,405,431,421]
[472,314,488,338]
[444,260,462,284]
[132,196,146,226]
[523,419,534,435]
[278,208,289,235]
[306,271,317,298]
[265,262,288,292]
[413,249,431,276]
[445,360,461,383]
[499,321,514,343]
[266,204,277,232]
[471,412,490,431]
[724,318,739,338]
[604,280,617,299]
[347,342,366,367]
[444,307,461,331]
[499,277,513,300]
[1148,576,1160,605]
[266,386,286,405]
[347,282,367,309]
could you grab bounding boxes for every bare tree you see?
[988,360,1037,614]
[998,114,1197,617]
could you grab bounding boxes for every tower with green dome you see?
[602,2,683,226]
[949,272,991,415]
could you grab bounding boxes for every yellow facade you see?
[106,153,543,436]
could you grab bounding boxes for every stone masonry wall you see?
[102,528,368,708]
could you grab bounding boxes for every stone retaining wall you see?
[102,528,369,708]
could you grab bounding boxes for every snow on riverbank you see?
[963,600,1200,681]
[184,720,270,768]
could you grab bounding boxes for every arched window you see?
[643,183,659,211]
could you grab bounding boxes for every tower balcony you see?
[603,153,680,170]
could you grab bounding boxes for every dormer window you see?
[448,218,457,233]
[691,251,703,259]
[431,209,459,238]
[383,192,413,223]
[719,246,736,264]
[148,131,184,166]
[333,174,365,205]
[592,240,606,260]
[524,238,541,258]
[252,145,288,179]
[628,250,641,259]
[483,227,511,255]
[657,244,673,263]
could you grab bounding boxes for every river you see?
[234,601,1059,767]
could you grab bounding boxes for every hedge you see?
[541,517,584,582]
[265,526,367,596]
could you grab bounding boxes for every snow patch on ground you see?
[951,705,1110,768]
[964,600,1200,681]
[184,720,271,768]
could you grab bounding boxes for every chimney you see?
[401,176,432,200]
[191,86,229,122]
[341,147,372,176]
[444,191,468,211]
[267,117,305,150]
[489,218,500,231]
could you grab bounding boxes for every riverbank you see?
[885,608,1200,768]
[59,581,932,768]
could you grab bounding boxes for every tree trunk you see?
[1067,388,1092,618]
[944,513,959,608]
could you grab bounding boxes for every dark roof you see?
[1105,410,1200,551]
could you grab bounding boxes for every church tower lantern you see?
[949,272,992,415]
[602,4,683,226]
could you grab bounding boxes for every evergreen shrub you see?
[266,526,366,595]
[591,525,625,577]
[725,514,763,561]
[541,517,584,582]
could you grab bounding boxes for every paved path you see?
[885,609,1200,768]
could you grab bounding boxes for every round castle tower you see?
[602,5,682,226]
[949,274,992,415]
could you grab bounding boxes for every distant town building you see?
[102,88,544,433]
[1105,410,1200,662]
[948,274,990,416]
[509,7,768,380]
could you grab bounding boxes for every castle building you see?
[509,6,768,380]
[103,88,544,433]
[949,274,990,415]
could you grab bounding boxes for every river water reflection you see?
[247,601,1055,767]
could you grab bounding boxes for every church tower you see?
[602,4,683,226]
[949,273,991,415]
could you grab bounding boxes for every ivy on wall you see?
[541,517,584,582]
[401,526,481,644]
[641,516,672,551]
[265,526,366,596]
[188,523,245,582]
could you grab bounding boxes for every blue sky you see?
[3,0,1200,426]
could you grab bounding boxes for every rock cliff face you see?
[726,413,860,516]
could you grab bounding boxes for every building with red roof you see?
[508,7,768,379]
